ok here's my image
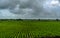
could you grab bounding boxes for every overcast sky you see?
[0,0,60,19]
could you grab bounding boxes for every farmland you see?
[0,20,60,38]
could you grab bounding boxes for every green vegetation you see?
[0,20,60,38]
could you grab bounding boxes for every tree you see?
[56,19,59,21]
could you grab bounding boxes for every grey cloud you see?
[0,0,60,19]
[10,0,45,15]
[58,0,60,2]
[0,0,19,9]
[0,0,45,15]
[9,0,57,18]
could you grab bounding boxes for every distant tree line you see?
[0,19,59,21]
[0,19,23,21]
[37,19,60,21]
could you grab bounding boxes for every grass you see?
[0,20,60,38]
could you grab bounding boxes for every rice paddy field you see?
[0,20,60,38]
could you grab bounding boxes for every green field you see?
[0,20,60,38]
